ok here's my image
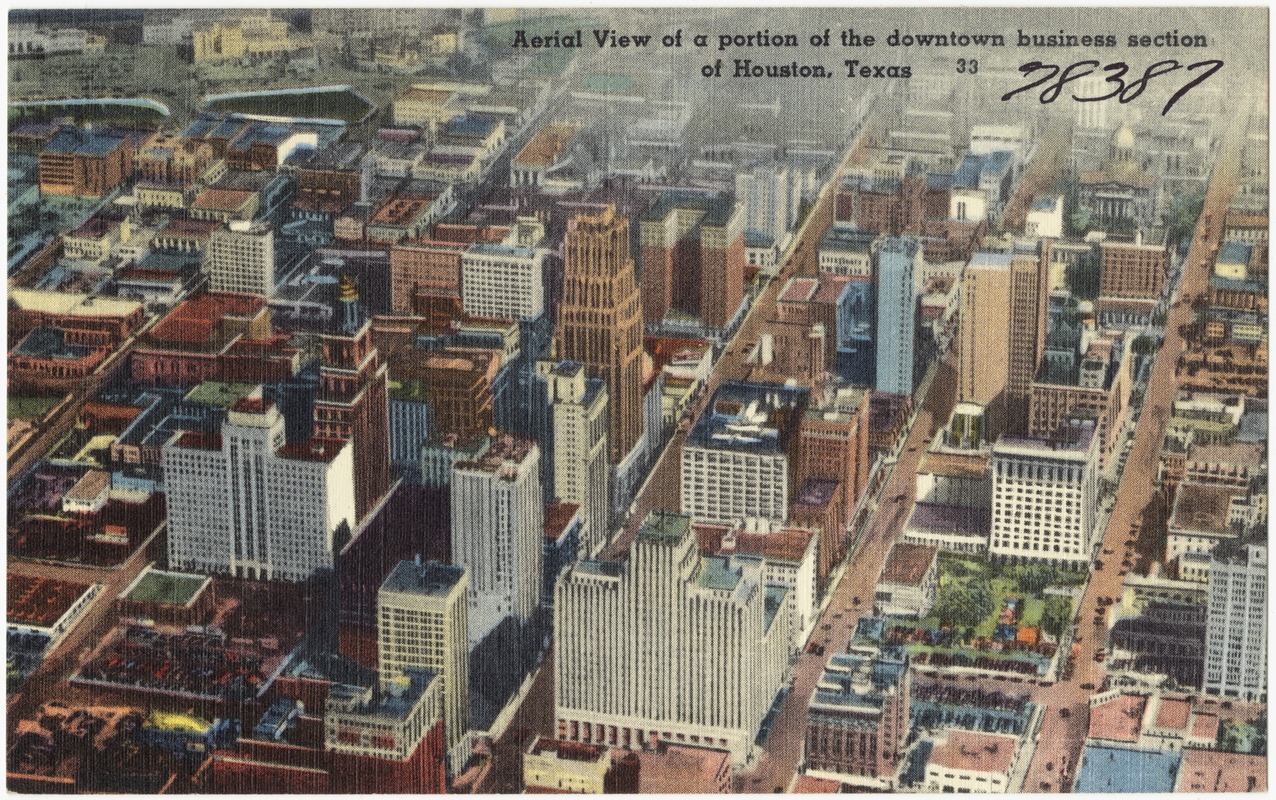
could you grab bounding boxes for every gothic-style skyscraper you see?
[557,206,644,464]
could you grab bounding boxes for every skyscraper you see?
[1203,539,1267,702]
[378,560,471,758]
[554,511,790,766]
[540,360,610,556]
[957,249,1049,438]
[874,237,918,397]
[638,192,747,331]
[162,390,356,581]
[558,205,644,464]
[1006,248,1050,431]
[450,434,543,646]
[313,322,391,523]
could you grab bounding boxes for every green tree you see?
[1165,186,1206,249]
[1018,565,1056,594]
[1067,251,1101,300]
[1040,596,1072,638]
[934,580,992,630]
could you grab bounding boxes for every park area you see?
[882,554,1084,676]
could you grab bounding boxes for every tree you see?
[1041,596,1072,638]
[934,580,992,630]
[1019,565,1048,593]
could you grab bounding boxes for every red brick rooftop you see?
[880,542,938,587]
[8,574,95,629]
[545,502,581,541]
[694,524,815,564]
[1152,697,1192,731]
[150,292,266,345]
[175,430,222,451]
[371,194,435,226]
[192,187,254,212]
[928,730,1019,775]
[1178,749,1266,792]
[1088,693,1147,744]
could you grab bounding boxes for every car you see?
[1059,707,1071,719]
[1080,682,1095,690]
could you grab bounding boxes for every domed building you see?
[1076,121,1159,230]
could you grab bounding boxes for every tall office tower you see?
[208,221,275,296]
[162,390,356,581]
[378,560,471,756]
[1005,248,1049,433]
[681,381,809,527]
[313,322,391,523]
[989,420,1100,568]
[554,511,790,766]
[558,206,643,463]
[450,434,543,646]
[736,164,795,245]
[958,252,1013,438]
[540,360,610,556]
[638,193,746,331]
[958,249,1049,438]
[803,644,910,789]
[874,237,918,397]
[1203,539,1267,702]
[460,242,545,321]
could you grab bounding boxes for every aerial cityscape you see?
[5,6,1268,794]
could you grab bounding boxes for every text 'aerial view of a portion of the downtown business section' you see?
[3,6,1268,794]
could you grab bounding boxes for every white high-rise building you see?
[736,164,793,245]
[460,242,545,321]
[450,434,543,646]
[680,382,807,527]
[989,420,1100,567]
[208,221,275,296]
[554,511,791,766]
[378,560,471,758]
[162,390,355,581]
[540,360,610,556]
[1203,540,1267,702]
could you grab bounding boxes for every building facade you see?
[558,206,644,464]
[162,392,356,581]
[1203,540,1267,702]
[450,434,543,646]
[989,421,1100,567]
[208,221,275,296]
[554,512,789,766]
[874,237,918,397]
[377,560,471,756]
[541,360,610,556]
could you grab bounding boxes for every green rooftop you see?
[698,556,742,591]
[123,569,209,607]
[184,381,257,409]
[637,510,691,545]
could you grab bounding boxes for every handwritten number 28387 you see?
[1001,58,1224,115]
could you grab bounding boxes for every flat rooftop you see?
[8,575,96,628]
[380,560,465,597]
[1178,749,1266,792]
[928,730,1019,775]
[1088,693,1147,744]
[121,568,210,607]
[906,502,991,538]
[1169,481,1245,537]
[1074,745,1180,793]
[686,381,807,456]
[513,123,579,168]
[880,543,938,587]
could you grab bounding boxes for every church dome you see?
[1112,122,1136,151]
